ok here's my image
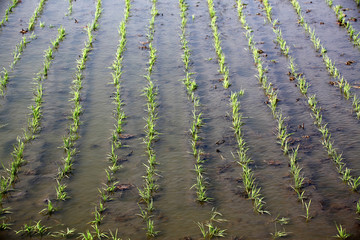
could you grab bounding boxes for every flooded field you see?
[0,0,360,239]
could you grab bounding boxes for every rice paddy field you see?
[0,0,360,239]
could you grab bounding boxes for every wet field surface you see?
[0,0,359,239]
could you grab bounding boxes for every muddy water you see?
[0,0,360,239]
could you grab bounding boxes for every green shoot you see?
[334,224,350,239]
[271,223,289,239]
[197,208,227,239]
[40,199,57,215]
[52,227,76,238]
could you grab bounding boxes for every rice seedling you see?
[79,230,94,240]
[53,0,101,207]
[15,220,50,237]
[51,227,76,238]
[137,204,149,220]
[325,2,360,48]
[276,4,360,196]
[136,0,161,237]
[98,188,111,202]
[256,0,360,219]
[91,224,108,239]
[108,229,123,240]
[0,0,64,96]
[0,27,66,220]
[206,0,230,88]
[146,219,159,238]
[28,0,48,31]
[97,201,106,214]
[104,181,118,193]
[276,34,290,56]
[0,205,11,215]
[0,220,12,231]
[40,199,57,215]
[355,199,360,215]
[288,0,360,120]
[274,215,290,225]
[352,95,360,119]
[7,5,97,233]
[67,0,73,16]
[334,224,350,239]
[0,68,8,90]
[0,0,20,28]
[197,208,227,239]
[263,0,272,22]
[55,180,68,201]
[0,178,9,196]
[191,175,211,202]
[304,83,356,188]
[298,76,309,95]
[179,0,211,203]
[230,91,269,214]
[0,36,29,95]
[302,200,312,222]
[348,176,360,191]
[15,223,36,237]
[292,167,305,190]
[89,207,104,225]
[236,0,316,219]
[271,223,289,239]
